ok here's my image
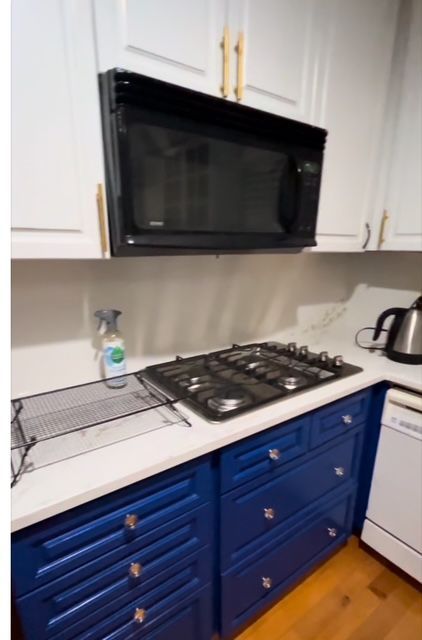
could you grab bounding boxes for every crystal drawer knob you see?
[342,414,353,425]
[129,562,142,579]
[268,448,281,461]
[264,507,276,520]
[133,608,147,624]
[262,576,272,590]
[327,527,338,538]
[334,466,345,477]
[124,514,139,530]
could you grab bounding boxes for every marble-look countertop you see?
[11,336,422,532]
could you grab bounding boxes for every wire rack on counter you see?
[11,372,190,486]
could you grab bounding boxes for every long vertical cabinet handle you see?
[96,183,109,257]
[221,26,230,97]
[236,32,245,101]
[377,210,389,249]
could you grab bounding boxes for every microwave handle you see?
[278,156,301,233]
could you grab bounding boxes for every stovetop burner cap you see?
[207,387,250,413]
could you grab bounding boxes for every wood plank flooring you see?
[235,538,422,640]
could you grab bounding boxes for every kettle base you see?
[387,350,422,365]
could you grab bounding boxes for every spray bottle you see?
[94,309,127,388]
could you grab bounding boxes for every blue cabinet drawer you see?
[310,391,370,448]
[221,416,310,493]
[12,458,211,597]
[15,504,211,639]
[221,489,355,637]
[221,431,362,568]
[16,547,211,640]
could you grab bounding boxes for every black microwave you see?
[99,69,327,256]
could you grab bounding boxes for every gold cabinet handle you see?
[96,183,109,256]
[133,608,147,624]
[236,32,245,101]
[221,26,230,97]
[129,562,143,579]
[124,513,139,530]
[378,210,389,249]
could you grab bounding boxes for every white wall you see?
[11,252,421,396]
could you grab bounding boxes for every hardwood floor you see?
[234,538,422,640]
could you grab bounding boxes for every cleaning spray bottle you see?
[94,309,127,388]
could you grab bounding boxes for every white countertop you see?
[11,337,422,533]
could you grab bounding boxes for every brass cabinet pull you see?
[129,562,143,578]
[96,183,109,256]
[378,210,389,249]
[124,513,139,530]
[236,32,245,101]
[221,26,230,97]
[133,608,147,624]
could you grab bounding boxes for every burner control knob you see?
[299,346,309,358]
[333,355,344,368]
[319,351,329,364]
[287,342,297,353]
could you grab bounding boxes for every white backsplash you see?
[11,252,420,396]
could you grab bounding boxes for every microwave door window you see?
[127,120,291,234]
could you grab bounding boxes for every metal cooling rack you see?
[11,373,190,484]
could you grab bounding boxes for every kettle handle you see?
[373,308,406,340]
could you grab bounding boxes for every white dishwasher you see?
[362,387,422,582]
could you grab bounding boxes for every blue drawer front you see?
[221,430,362,569]
[139,585,212,640]
[15,505,211,638]
[310,390,370,448]
[12,457,211,597]
[221,489,355,637]
[221,416,310,493]
[16,548,211,640]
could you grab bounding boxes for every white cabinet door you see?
[313,0,399,252]
[12,0,107,259]
[379,0,422,251]
[94,0,226,97]
[228,0,323,121]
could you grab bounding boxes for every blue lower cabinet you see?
[220,489,356,638]
[221,430,362,568]
[12,457,212,598]
[16,548,212,640]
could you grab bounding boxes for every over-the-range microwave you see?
[99,69,327,256]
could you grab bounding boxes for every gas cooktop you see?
[144,342,363,422]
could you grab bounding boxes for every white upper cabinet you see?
[93,0,226,97]
[313,0,399,252]
[228,0,323,122]
[12,0,108,259]
[373,0,422,251]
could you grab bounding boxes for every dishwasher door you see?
[362,388,422,581]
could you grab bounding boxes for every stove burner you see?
[207,387,250,413]
[278,374,308,390]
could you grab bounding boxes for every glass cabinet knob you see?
[264,507,276,520]
[124,513,139,530]
[327,527,338,538]
[342,414,353,425]
[334,466,345,477]
[268,448,281,461]
[129,562,143,579]
[133,608,147,624]
[262,576,272,590]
